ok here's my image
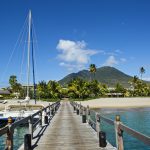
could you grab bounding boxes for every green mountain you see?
[59,66,133,87]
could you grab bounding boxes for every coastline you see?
[77,97,150,109]
[1,97,150,110]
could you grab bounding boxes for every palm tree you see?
[9,75,22,92]
[140,67,145,80]
[47,80,62,99]
[37,80,48,99]
[132,75,139,84]
[115,83,125,93]
[9,75,17,89]
[8,75,23,98]
[89,64,96,80]
[68,78,88,99]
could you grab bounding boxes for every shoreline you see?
[90,105,150,109]
[77,97,150,109]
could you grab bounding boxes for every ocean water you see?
[0,126,28,150]
[96,108,150,150]
[0,108,150,150]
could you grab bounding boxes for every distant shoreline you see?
[77,97,150,109]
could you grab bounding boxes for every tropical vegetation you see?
[1,66,150,101]
[139,67,145,80]
[89,64,97,80]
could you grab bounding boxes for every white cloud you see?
[115,49,122,54]
[57,39,99,71]
[130,56,135,60]
[106,52,116,56]
[59,62,85,72]
[103,49,122,56]
[56,40,128,70]
[120,58,127,62]
[142,77,150,81]
[103,55,118,66]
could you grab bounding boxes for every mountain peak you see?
[58,66,132,87]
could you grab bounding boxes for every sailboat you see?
[0,10,44,122]
[18,10,35,104]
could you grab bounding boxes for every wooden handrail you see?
[0,100,60,149]
[33,119,41,129]
[120,123,150,145]
[11,117,30,129]
[89,118,96,125]
[100,115,114,126]
[72,101,150,148]
[0,125,9,136]
[32,110,41,117]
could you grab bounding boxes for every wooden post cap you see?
[8,116,13,124]
[116,115,120,122]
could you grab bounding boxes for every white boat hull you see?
[0,109,39,121]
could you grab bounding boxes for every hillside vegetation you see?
[59,66,132,87]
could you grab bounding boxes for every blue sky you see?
[0,0,150,87]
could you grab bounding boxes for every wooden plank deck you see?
[32,101,116,150]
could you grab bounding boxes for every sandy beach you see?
[77,97,150,109]
[1,98,150,110]
[0,99,51,111]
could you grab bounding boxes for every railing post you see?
[76,105,79,115]
[49,103,51,116]
[24,134,31,150]
[99,131,107,147]
[95,113,100,137]
[73,103,76,112]
[51,105,54,116]
[80,106,83,116]
[74,102,77,112]
[75,103,77,113]
[115,115,124,150]
[75,103,79,115]
[44,108,48,124]
[25,117,32,150]
[28,116,33,138]
[75,102,76,109]
[39,109,42,127]
[79,102,82,115]
[95,113,107,148]
[56,101,60,111]
[82,107,86,123]
[54,104,56,114]
[86,105,90,123]
[6,116,13,150]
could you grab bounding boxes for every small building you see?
[0,89,10,99]
[106,93,124,97]
[22,84,34,88]
[0,89,10,95]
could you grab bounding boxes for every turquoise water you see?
[97,108,150,150]
[0,126,28,150]
[0,108,150,149]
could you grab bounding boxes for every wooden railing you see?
[0,101,60,150]
[71,101,150,150]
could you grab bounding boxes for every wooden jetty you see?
[31,101,115,150]
[0,101,60,150]
[1,100,150,150]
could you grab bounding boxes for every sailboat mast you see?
[31,26,36,104]
[26,10,32,100]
